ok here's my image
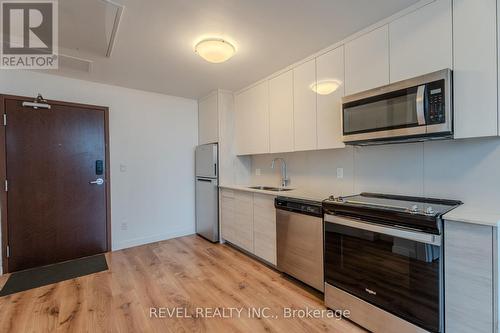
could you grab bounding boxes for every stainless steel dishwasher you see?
[275,197,324,291]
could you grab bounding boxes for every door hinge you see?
[4,179,7,192]
[6,245,10,258]
[3,113,6,126]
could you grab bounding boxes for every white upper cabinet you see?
[453,0,498,138]
[345,25,389,95]
[232,0,499,152]
[235,81,270,155]
[389,0,452,83]
[316,46,345,150]
[293,59,317,151]
[198,92,218,144]
[269,70,294,153]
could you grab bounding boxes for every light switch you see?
[120,164,127,172]
[255,168,261,176]
[336,168,344,179]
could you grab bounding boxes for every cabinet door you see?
[444,221,494,333]
[453,0,498,138]
[269,70,294,153]
[253,194,276,265]
[235,81,270,155]
[389,0,452,83]
[293,59,317,151]
[198,92,218,144]
[316,46,345,150]
[220,189,236,243]
[345,25,389,95]
[233,191,254,252]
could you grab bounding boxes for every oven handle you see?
[324,214,441,246]
[416,84,426,126]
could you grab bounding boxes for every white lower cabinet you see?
[253,194,277,265]
[220,189,236,243]
[220,189,276,265]
[444,220,495,333]
[233,191,254,252]
[220,189,253,252]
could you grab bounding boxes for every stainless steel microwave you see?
[342,69,452,145]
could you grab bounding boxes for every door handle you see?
[89,178,104,185]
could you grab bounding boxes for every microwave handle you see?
[416,84,426,125]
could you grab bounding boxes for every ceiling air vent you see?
[58,54,93,73]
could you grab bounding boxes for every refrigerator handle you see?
[214,163,217,177]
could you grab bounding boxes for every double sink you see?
[248,186,293,192]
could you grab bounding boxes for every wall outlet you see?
[255,168,261,176]
[120,164,127,172]
[121,222,128,231]
[336,168,344,179]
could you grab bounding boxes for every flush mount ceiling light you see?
[195,38,236,63]
[310,80,342,95]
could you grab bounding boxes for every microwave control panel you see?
[426,79,446,125]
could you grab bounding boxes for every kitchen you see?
[0,0,499,332]
[197,0,499,332]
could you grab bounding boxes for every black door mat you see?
[0,254,108,297]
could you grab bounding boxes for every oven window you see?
[343,87,419,135]
[324,222,440,332]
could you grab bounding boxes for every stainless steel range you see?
[322,193,462,333]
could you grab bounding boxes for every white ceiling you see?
[56,0,420,99]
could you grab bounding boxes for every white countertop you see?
[443,205,500,227]
[219,184,329,202]
[220,185,500,227]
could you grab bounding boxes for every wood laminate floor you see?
[0,235,366,333]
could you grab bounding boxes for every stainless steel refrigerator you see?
[195,143,219,242]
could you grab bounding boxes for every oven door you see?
[324,214,442,333]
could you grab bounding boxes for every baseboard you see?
[112,227,195,251]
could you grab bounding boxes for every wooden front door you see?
[2,95,109,272]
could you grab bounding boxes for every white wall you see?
[251,137,500,210]
[0,71,198,272]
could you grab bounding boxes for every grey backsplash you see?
[250,137,500,208]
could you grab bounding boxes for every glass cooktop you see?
[325,192,462,217]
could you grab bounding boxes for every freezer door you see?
[195,144,217,178]
[195,177,219,242]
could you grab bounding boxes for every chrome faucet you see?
[271,158,290,188]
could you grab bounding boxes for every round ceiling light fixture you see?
[194,38,236,63]
[310,80,342,95]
